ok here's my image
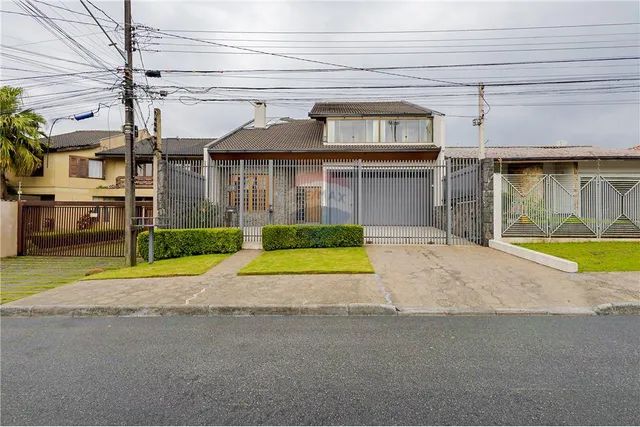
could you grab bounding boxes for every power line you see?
[141,31,640,44]
[152,21,640,34]
[137,56,640,74]
[143,38,640,50]
[0,9,100,26]
[141,44,640,55]
[147,29,471,87]
[79,0,126,60]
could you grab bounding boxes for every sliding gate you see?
[164,158,482,245]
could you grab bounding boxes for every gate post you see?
[268,160,274,224]
[493,172,502,240]
[446,157,452,245]
[17,200,24,255]
[357,159,363,225]
[239,159,245,231]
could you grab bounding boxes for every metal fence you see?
[18,201,153,256]
[164,157,482,245]
[501,174,640,238]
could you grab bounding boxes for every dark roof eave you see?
[457,155,640,161]
[308,112,441,118]
[48,143,101,152]
[210,148,441,154]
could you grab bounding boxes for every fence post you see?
[596,175,601,239]
[16,200,24,255]
[239,159,245,231]
[493,172,502,241]
[446,157,452,245]
[357,159,363,225]
[148,225,154,264]
[268,159,274,224]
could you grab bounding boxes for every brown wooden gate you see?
[18,201,153,256]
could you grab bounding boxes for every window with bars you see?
[228,174,269,211]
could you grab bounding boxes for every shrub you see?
[137,228,243,261]
[29,229,124,249]
[262,224,364,251]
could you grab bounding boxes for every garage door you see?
[362,169,433,226]
[324,168,434,226]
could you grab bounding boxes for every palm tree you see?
[0,86,46,199]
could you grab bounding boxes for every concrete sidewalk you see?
[2,246,638,316]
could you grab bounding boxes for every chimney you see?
[253,101,266,129]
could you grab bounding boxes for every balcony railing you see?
[113,175,153,189]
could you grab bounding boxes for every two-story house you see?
[202,101,451,241]
[10,130,215,201]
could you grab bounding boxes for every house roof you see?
[207,119,439,153]
[308,101,442,118]
[444,145,640,161]
[42,130,121,151]
[97,137,215,158]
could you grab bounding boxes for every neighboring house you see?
[444,145,640,239]
[96,137,216,199]
[444,145,640,175]
[9,130,214,201]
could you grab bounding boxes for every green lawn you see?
[238,247,375,275]
[0,256,125,304]
[516,242,640,272]
[86,254,230,280]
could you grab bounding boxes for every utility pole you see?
[123,0,136,266]
[152,108,165,226]
[474,83,486,160]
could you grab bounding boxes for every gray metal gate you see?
[501,174,640,238]
[163,157,482,245]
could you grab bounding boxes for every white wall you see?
[578,160,640,175]
[1,201,18,258]
[433,115,445,148]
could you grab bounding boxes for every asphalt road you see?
[1,316,639,425]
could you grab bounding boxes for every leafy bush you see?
[29,229,124,249]
[137,228,243,261]
[262,224,364,251]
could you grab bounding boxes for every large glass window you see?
[333,120,377,143]
[327,118,432,143]
[382,119,432,143]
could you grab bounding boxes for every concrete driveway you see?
[3,246,637,313]
[366,245,639,311]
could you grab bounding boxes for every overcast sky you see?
[1,0,639,148]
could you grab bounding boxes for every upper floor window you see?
[137,162,153,177]
[69,156,103,179]
[382,119,432,143]
[326,118,432,144]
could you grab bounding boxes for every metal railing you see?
[501,174,640,238]
[163,158,482,245]
[18,201,153,256]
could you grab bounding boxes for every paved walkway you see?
[3,246,638,311]
[366,246,639,311]
[4,250,383,307]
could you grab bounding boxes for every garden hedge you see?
[29,229,124,249]
[137,228,243,261]
[261,224,364,251]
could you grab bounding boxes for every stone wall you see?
[480,159,494,246]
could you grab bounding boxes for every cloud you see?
[2,0,638,148]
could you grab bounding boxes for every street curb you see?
[593,302,640,315]
[0,304,393,317]
[5,303,629,317]
[397,306,596,316]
